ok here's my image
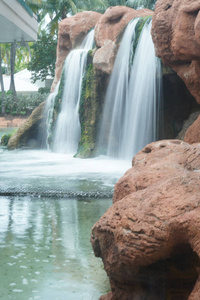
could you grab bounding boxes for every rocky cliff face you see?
[50,7,154,157]
[152,0,200,105]
[91,140,200,299]
[51,11,102,92]
[93,6,153,74]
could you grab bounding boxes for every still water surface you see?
[0,196,112,300]
[0,129,130,299]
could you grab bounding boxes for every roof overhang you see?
[0,0,38,43]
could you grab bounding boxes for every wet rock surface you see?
[8,102,45,149]
[152,0,200,104]
[91,140,200,299]
[94,6,153,74]
[51,11,102,91]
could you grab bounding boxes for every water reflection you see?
[0,196,111,299]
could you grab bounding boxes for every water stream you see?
[53,30,94,154]
[98,18,162,159]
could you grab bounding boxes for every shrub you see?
[0,92,48,116]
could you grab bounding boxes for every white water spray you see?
[98,19,162,160]
[53,29,94,154]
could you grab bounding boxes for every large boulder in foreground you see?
[51,11,102,91]
[91,140,200,299]
[8,102,45,149]
[152,0,200,104]
[94,6,153,74]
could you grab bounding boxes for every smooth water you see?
[0,196,112,300]
[98,19,162,160]
[53,30,94,154]
[0,144,130,299]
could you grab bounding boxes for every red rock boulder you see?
[184,114,200,144]
[93,6,153,74]
[51,11,102,91]
[91,140,200,299]
[152,0,200,104]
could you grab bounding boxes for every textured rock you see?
[184,114,200,144]
[162,73,197,139]
[8,102,45,149]
[152,0,200,104]
[91,140,200,299]
[93,6,153,74]
[177,111,200,140]
[51,11,102,91]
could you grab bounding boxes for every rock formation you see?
[152,0,200,105]
[52,6,153,89]
[51,11,102,91]
[91,140,200,299]
[93,6,153,74]
[184,114,200,144]
[8,102,45,149]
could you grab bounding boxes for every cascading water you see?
[53,29,94,154]
[39,83,60,149]
[98,18,163,160]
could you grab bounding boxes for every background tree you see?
[27,30,57,83]
[9,42,17,98]
[26,0,157,83]
[0,46,5,114]
[126,0,156,9]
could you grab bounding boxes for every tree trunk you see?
[6,49,10,75]
[25,42,31,61]
[0,46,5,114]
[9,42,17,99]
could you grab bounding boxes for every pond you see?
[0,132,130,299]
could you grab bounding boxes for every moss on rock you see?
[7,102,45,149]
[1,129,17,146]
[75,50,108,158]
[132,16,152,62]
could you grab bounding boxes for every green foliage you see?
[106,0,126,6]
[0,92,48,116]
[131,16,152,62]
[76,51,107,158]
[27,30,57,83]
[53,70,65,119]
[126,0,156,10]
[38,87,51,94]
[1,129,17,146]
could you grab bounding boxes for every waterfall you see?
[38,83,59,149]
[45,83,60,149]
[53,29,94,154]
[98,18,162,160]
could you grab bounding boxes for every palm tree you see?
[9,42,17,98]
[0,46,5,113]
[25,0,78,34]
[126,0,156,10]
[26,0,110,33]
